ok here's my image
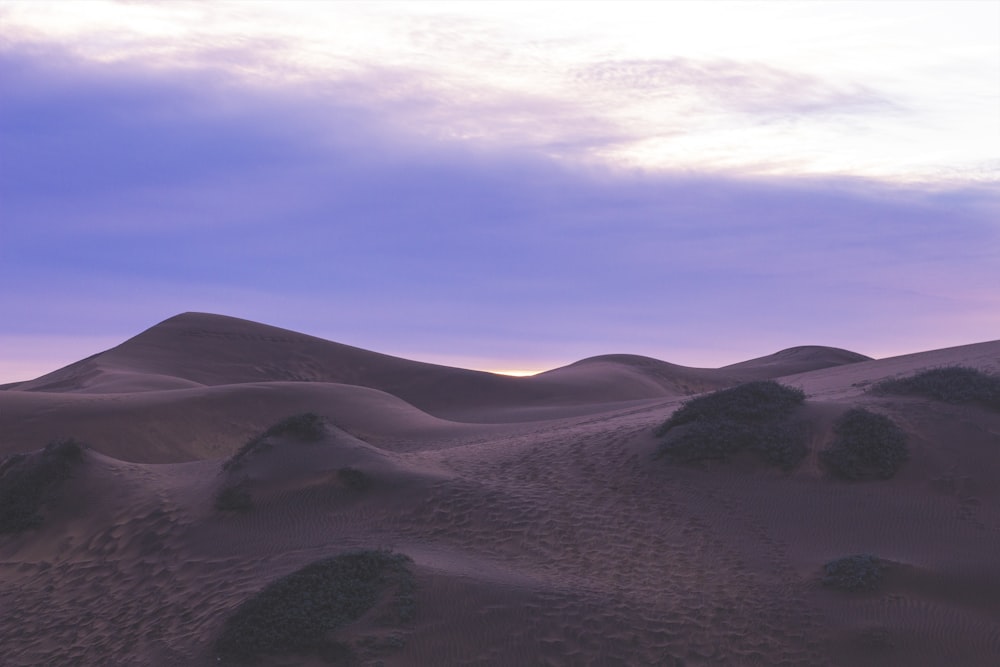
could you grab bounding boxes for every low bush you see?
[749,422,810,470]
[872,366,1000,409]
[221,437,271,473]
[822,554,883,591]
[215,483,253,512]
[655,381,806,436]
[655,381,808,470]
[263,412,327,440]
[214,549,415,664]
[0,439,86,533]
[338,467,373,491]
[222,413,327,472]
[820,408,908,480]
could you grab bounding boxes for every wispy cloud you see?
[2,1,995,181]
[577,58,896,116]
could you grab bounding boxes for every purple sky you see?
[1,2,998,381]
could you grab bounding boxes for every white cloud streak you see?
[2,0,997,182]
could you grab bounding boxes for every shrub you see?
[222,413,327,472]
[221,437,271,473]
[822,554,883,591]
[215,483,253,512]
[0,439,86,533]
[655,381,806,436]
[263,412,326,440]
[337,467,373,491]
[820,408,908,480]
[872,366,1000,409]
[655,381,808,470]
[748,422,810,469]
[214,549,415,664]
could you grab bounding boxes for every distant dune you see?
[722,344,874,377]
[4,312,867,416]
[1,313,998,666]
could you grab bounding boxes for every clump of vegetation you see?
[263,412,327,440]
[654,381,808,470]
[222,413,327,472]
[656,381,806,435]
[215,482,253,512]
[222,435,271,472]
[214,549,415,665]
[872,366,1000,410]
[338,467,373,491]
[820,408,908,480]
[0,439,86,534]
[221,437,272,473]
[822,554,884,591]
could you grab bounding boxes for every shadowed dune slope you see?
[723,345,874,379]
[778,340,1000,401]
[9,313,513,401]
[0,381,505,463]
[5,313,871,417]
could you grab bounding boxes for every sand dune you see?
[1,314,999,665]
[7,312,862,417]
[722,345,873,379]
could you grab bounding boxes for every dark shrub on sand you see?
[656,381,806,435]
[222,413,327,472]
[215,549,415,664]
[338,467,373,491]
[655,381,808,470]
[872,366,1000,410]
[822,554,883,591]
[0,439,86,533]
[820,408,908,480]
[262,412,327,440]
[214,482,253,512]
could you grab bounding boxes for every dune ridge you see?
[6,312,866,411]
[1,314,999,665]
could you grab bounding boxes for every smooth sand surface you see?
[1,313,998,666]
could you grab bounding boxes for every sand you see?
[1,312,998,666]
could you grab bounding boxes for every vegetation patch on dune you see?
[654,381,809,470]
[222,412,327,472]
[820,408,908,481]
[822,554,884,591]
[655,381,806,434]
[872,366,1000,410]
[262,412,327,440]
[215,549,415,665]
[0,439,86,534]
[338,467,373,491]
[215,482,254,512]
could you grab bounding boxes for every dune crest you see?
[7,312,871,416]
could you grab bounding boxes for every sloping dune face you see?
[722,345,874,379]
[4,312,869,420]
[2,315,999,666]
[11,312,490,396]
[10,313,708,415]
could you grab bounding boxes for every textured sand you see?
[1,313,998,666]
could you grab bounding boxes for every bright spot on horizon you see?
[488,369,543,377]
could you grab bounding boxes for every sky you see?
[1,0,998,382]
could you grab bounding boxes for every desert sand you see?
[1,312,998,666]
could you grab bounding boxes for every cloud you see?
[0,41,998,374]
[576,58,896,117]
